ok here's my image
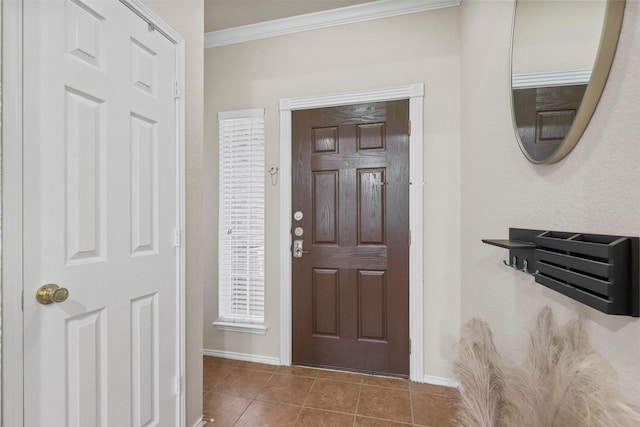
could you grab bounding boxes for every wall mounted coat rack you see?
[483,228,639,317]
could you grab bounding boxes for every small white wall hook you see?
[268,165,279,186]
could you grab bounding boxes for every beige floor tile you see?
[354,416,413,426]
[315,369,365,384]
[295,408,355,426]
[256,374,315,406]
[235,360,279,373]
[204,356,241,368]
[363,375,410,390]
[202,392,251,427]
[213,368,274,399]
[276,365,321,378]
[303,379,361,413]
[357,385,412,424]
[412,392,459,427]
[203,363,236,394]
[234,400,301,427]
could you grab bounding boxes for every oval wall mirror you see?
[510,0,625,164]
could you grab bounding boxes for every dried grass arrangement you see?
[453,307,640,427]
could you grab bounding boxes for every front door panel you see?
[292,101,410,376]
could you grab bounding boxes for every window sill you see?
[213,321,267,335]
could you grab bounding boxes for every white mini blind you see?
[218,108,265,325]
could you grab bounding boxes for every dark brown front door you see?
[291,100,410,377]
[513,84,587,162]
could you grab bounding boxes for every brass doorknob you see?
[36,284,69,305]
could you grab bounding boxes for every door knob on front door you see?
[36,284,69,305]
[293,240,309,258]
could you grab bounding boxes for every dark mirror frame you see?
[510,0,626,164]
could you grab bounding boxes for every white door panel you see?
[23,0,179,425]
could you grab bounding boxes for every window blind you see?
[218,108,265,325]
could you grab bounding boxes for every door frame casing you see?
[279,84,425,381]
[1,1,187,425]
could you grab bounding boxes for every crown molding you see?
[205,0,461,48]
[512,69,591,89]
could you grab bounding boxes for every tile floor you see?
[203,356,459,426]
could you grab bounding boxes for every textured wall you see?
[0,2,3,419]
[203,0,639,398]
[204,8,462,381]
[460,0,640,403]
[139,1,204,425]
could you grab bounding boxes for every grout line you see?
[231,398,253,426]
[355,415,414,426]
[353,382,363,427]
[301,377,316,409]
[291,403,303,425]
[409,386,416,426]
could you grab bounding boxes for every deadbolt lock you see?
[36,284,69,305]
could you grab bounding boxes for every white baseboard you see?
[192,416,204,427]
[203,348,282,366]
[422,375,459,389]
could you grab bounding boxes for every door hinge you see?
[409,338,412,354]
[174,229,182,247]
[174,81,181,99]
[408,119,411,136]
[175,376,182,396]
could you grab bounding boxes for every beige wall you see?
[0,2,3,421]
[139,1,204,425]
[204,9,462,380]
[203,0,640,400]
[512,0,605,74]
[461,0,640,404]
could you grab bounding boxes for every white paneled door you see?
[23,1,181,425]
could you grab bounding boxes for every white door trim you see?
[1,1,187,425]
[2,1,26,424]
[279,84,425,381]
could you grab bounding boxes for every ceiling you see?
[204,0,377,33]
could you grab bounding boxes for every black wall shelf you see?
[483,228,639,317]
[481,239,536,249]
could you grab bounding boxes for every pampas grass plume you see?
[454,318,507,427]
[455,307,640,427]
